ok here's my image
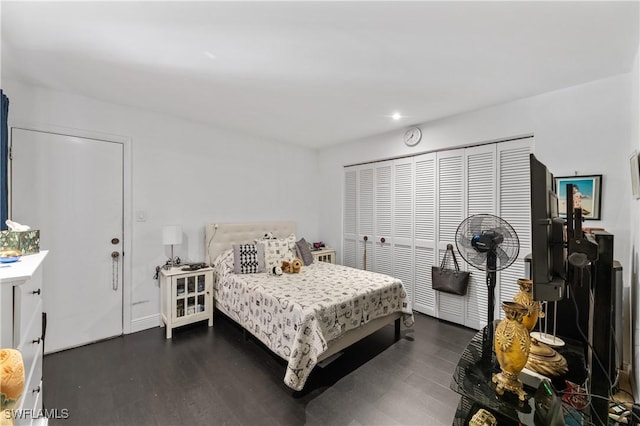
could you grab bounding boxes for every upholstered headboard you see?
[205,221,297,265]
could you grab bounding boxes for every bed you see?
[205,221,414,391]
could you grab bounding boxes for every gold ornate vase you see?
[492,301,531,401]
[513,278,542,332]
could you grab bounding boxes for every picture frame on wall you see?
[555,175,602,220]
[630,151,640,200]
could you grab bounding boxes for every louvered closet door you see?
[343,166,358,268]
[374,161,393,276]
[413,153,436,315]
[497,138,533,312]
[358,166,375,270]
[436,148,466,324]
[393,158,414,305]
[464,144,497,329]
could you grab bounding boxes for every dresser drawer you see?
[15,351,42,425]
[14,281,43,346]
[16,308,43,383]
[30,381,42,426]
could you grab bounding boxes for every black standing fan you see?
[455,214,520,362]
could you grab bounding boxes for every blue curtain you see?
[1,90,8,231]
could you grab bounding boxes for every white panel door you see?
[393,158,414,305]
[11,129,123,353]
[464,144,497,329]
[414,153,436,316]
[436,148,466,324]
[373,161,393,276]
[497,139,533,312]
[358,167,374,270]
[343,167,358,268]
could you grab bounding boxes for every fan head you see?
[455,214,520,271]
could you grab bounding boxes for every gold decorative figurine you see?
[469,408,497,426]
[513,278,569,378]
[513,278,542,332]
[493,301,530,400]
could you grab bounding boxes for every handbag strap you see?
[440,243,461,271]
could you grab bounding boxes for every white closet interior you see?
[342,137,532,330]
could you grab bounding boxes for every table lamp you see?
[162,225,183,269]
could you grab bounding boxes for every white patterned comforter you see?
[212,250,414,391]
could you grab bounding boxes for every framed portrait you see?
[555,175,602,220]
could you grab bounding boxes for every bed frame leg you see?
[394,318,401,341]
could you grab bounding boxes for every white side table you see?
[312,248,336,264]
[159,266,213,338]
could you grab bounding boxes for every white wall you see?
[319,73,632,269]
[4,69,637,369]
[630,44,640,398]
[4,79,320,332]
[318,72,634,358]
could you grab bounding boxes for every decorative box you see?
[0,230,40,255]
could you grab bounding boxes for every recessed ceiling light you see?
[392,113,401,120]
[204,51,216,60]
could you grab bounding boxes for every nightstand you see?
[312,248,336,264]
[159,266,213,338]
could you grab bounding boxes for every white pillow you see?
[213,248,234,273]
[258,233,297,272]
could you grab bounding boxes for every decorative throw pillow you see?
[282,233,297,259]
[233,244,265,274]
[296,238,314,265]
[259,233,297,272]
[213,248,234,273]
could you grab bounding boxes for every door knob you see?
[380,237,386,243]
[111,251,120,259]
[111,238,120,245]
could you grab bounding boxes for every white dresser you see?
[0,251,48,426]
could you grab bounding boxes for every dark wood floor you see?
[44,312,476,426]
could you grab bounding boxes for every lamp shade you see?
[162,225,183,246]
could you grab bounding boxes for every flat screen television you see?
[530,154,566,301]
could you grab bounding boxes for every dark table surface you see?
[450,323,587,426]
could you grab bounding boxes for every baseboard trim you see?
[129,314,161,334]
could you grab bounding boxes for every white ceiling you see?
[2,1,638,148]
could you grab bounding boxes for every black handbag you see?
[431,244,470,296]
